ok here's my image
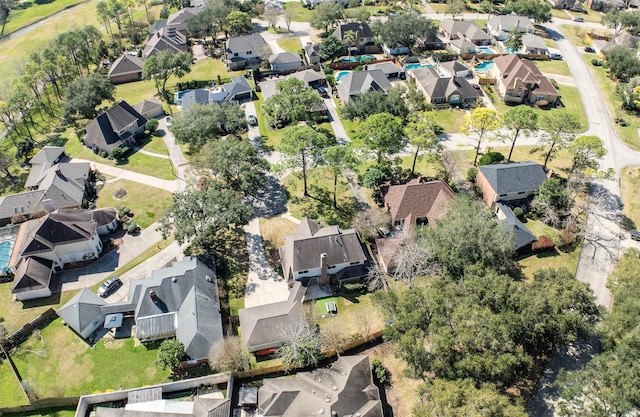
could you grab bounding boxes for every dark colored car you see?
[470,83,484,96]
[584,46,595,53]
[317,87,329,98]
[631,230,640,241]
[98,276,121,297]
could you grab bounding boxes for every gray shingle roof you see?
[18,211,97,257]
[337,70,392,103]
[225,33,268,55]
[84,101,147,153]
[181,89,211,110]
[11,256,53,295]
[333,22,373,40]
[57,288,106,335]
[133,98,164,117]
[143,27,188,58]
[478,161,547,196]
[222,76,253,101]
[108,54,144,78]
[0,190,46,220]
[269,51,303,65]
[367,61,403,76]
[26,147,67,189]
[411,67,479,101]
[496,203,536,250]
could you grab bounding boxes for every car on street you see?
[573,16,584,22]
[98,276,121,298]
[165,116,173,127]
[247,114,258,125]
[584,46,595,53]
[631,230,640,241]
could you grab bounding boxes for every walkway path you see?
[72,159,180,192]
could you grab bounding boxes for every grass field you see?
[276,37,303,53]
[456,145,573,177]
[620,166,640,230]
[282,2,312,22]
[313,292,383,337]
[259,216,298,271]
[139,134,169,155]
[0,0,87,37]
[283,168,357,229]
[0,361,29,407]
[95,179,173,229]
[11,319,170,398]
[536,59,571,77]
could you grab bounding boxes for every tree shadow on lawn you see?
[290,184,358,229]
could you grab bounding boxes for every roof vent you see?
[172,277,177,283]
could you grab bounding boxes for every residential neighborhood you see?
[1,0,640,416]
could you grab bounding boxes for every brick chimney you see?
[319,253,329,286]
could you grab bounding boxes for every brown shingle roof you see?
[18,212,96,257]
[384,179,455,225]
[493,55,559,97]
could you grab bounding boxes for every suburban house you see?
[550,0,582,10]
[438,60,471,78]
[439,19,492,46]
[0,147,92,226]
[165,6,203,36]
[332,22,376,53]
[382,43,410,56]
[384,178,455,227]
[259,71,327,116]
[521,33,550,55]
[366,61,405,79]
[615,31,640,49]
[278,218,368,286]
[108,54,144,84]
[10,208,117,301]
[258,355,383,417]
[495,202,537,252]
[132,97,165,120]
[487,15,535,41]
[410,66,479,106]
[287,68,327,88]
[592,39,615,56]
[304,42,321,64]
[449,38,477,54]
[175,76,255,108]
[336,69,393,104]
[142,26,189,58]
[83,101,147,154]
[238,281,306,353]
[225,33,269,70]
[269,51,304,74]
[57,288,107,338]
[57,257,224,361]
[491,54,560,105]
[476,161,547,207]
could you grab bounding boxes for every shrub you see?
[371,358,388,384]
[466,167,478,182]
[474,185,483,197]
[532,235,555,252]
[323,66,332,75]
[145,118,159,133]
[119,207,131,217]
[109,146,129,161]
[159,6,169,19]
[478,151,505,166]
[512,207,524,218]
[127,222,138,234]
[325,74,336,86]
[591,59,602,66]
[53,126,66,133]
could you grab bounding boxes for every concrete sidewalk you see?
[71,159,180,192]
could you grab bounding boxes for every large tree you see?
[155,339,185,375]
[322,145,358,208]
[503,0,551,22]
[405,111,443,176]
[372,13,437,53]
[444,0,465,19]
[353,113,404,164]
[318,35,345,62]
[169,103,245,153]
[208,336,252,373]
[197,137,270,196]
[461,108,502,166]
[567,135,607,176]
[277,318,322,371]
[262,77,324,127]
[505,30,523,53]
[503,106,538,162]
[63,74,114,120]
[604,45,640,82]
[142,50,193,99]
[0,0,14,35]
[226,10,252,35]
[279,125,335,197]
[539,110,580,170]
[602,9,640,37]
[309,2,343,33]
[341,87,410,121]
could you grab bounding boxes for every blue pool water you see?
[474,61,494,72]
[476,46,497,54]
[340,55,376,63]
[0,240,14,270]
[336,71,351,82]
[405,63,435,70]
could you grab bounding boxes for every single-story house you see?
[142,27,189,58]
[108,54,144,84]
[133,98,165,120]
[382,43,410,56]
[269,51,304,74]
[592,39,615,57]
[278,218,368,286]
[495,202,537,252]
[521,33,549,55]
[491,54,560,105]
[439,19,492,45]
[57,288,107,338]
[238,281,306,353]
[332,22,376,53]
[449,38,477,54]
[438,60,471,78]
[258,355,383,417]
[476,161,547,207]
[366,61,405,79]
[487,14,535,41]
[384,178,455,227]
[288,68,326,88]
[83,101,147,154]
[336,69,393,104]
[225,33,269,70]
[410,66,479,106]
[304,42,321,64]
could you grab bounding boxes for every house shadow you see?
[21,291,62,309]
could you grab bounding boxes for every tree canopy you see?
[142,50,193,98]
[309,2,343,33]
[539,110,580,169]
[604,45,640,82]
[503,106,538,162]
[226,11,252,35]
[341,86,411,121]
[353,112,405,164]
[567,135,607,176]
[372,13,437,52]
[155,339,185,374]
[460,108,502,166]
[503,0,551,22]
[319,35,345,62]
[262,77,324,127]
[63,74,114,120]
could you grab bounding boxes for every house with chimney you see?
[83,101,147,154]
[332,22,377,54]
[225,33,269,70]
[142,26,189,58]
[278,218,368,287]
[490,55,560,105]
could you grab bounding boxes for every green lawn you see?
[535,59,571,77]
[11,319,170,398]
[434,108,469,133]
[139,134,169,155]
[0,0,88,38]
[64,137,175,180]
[0,361,29,407]
[276,37,303,53]
[621,166,640,230]
[283,168,357,229]
[312,292,383,336]
[565,8,604,23]
[283,2,312,22]
[517,219,581,280]
[95,179,173,229]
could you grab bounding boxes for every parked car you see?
[584,46,595,53]
[470,83,484,96]
[165,116,173,127]
[631,230,640,241]
[317,87,329,98]
[550,53,563,60]
[573,16,584,22]
[246,114,258,126]
[98,276,121,297]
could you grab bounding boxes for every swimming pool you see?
[0,240,14,270]
[336,71,351,82]
[476,46,497,54]
[340,55,376,63]
[405,63,435,70]
[474,61,494,72]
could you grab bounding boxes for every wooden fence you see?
[2,308,58,351]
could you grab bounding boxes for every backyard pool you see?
[340,55,376,63]
[476,46,497,54]
[0,240,14,271]
[336,71,351,82]
[405,63,434,70]
[474,61,494,72]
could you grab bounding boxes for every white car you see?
[98,276,121,298]
[165,116,173,127]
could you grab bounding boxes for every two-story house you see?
[486,15,535,41]
[439,19,492,46]
[491,54,560,105]
[225,33,269,70]
[476,161,547,207]
[83,101,147,154]
[332,22,376,53]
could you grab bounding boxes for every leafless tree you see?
[392,236,439,288]
[263,7,281,28]
[366,264,389,291]
[209,336,252,372]
[350,207,391,241]
[277,318,322,371]
[354,312,374,342]
[320,320,349,356]
[283,7,294,31]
